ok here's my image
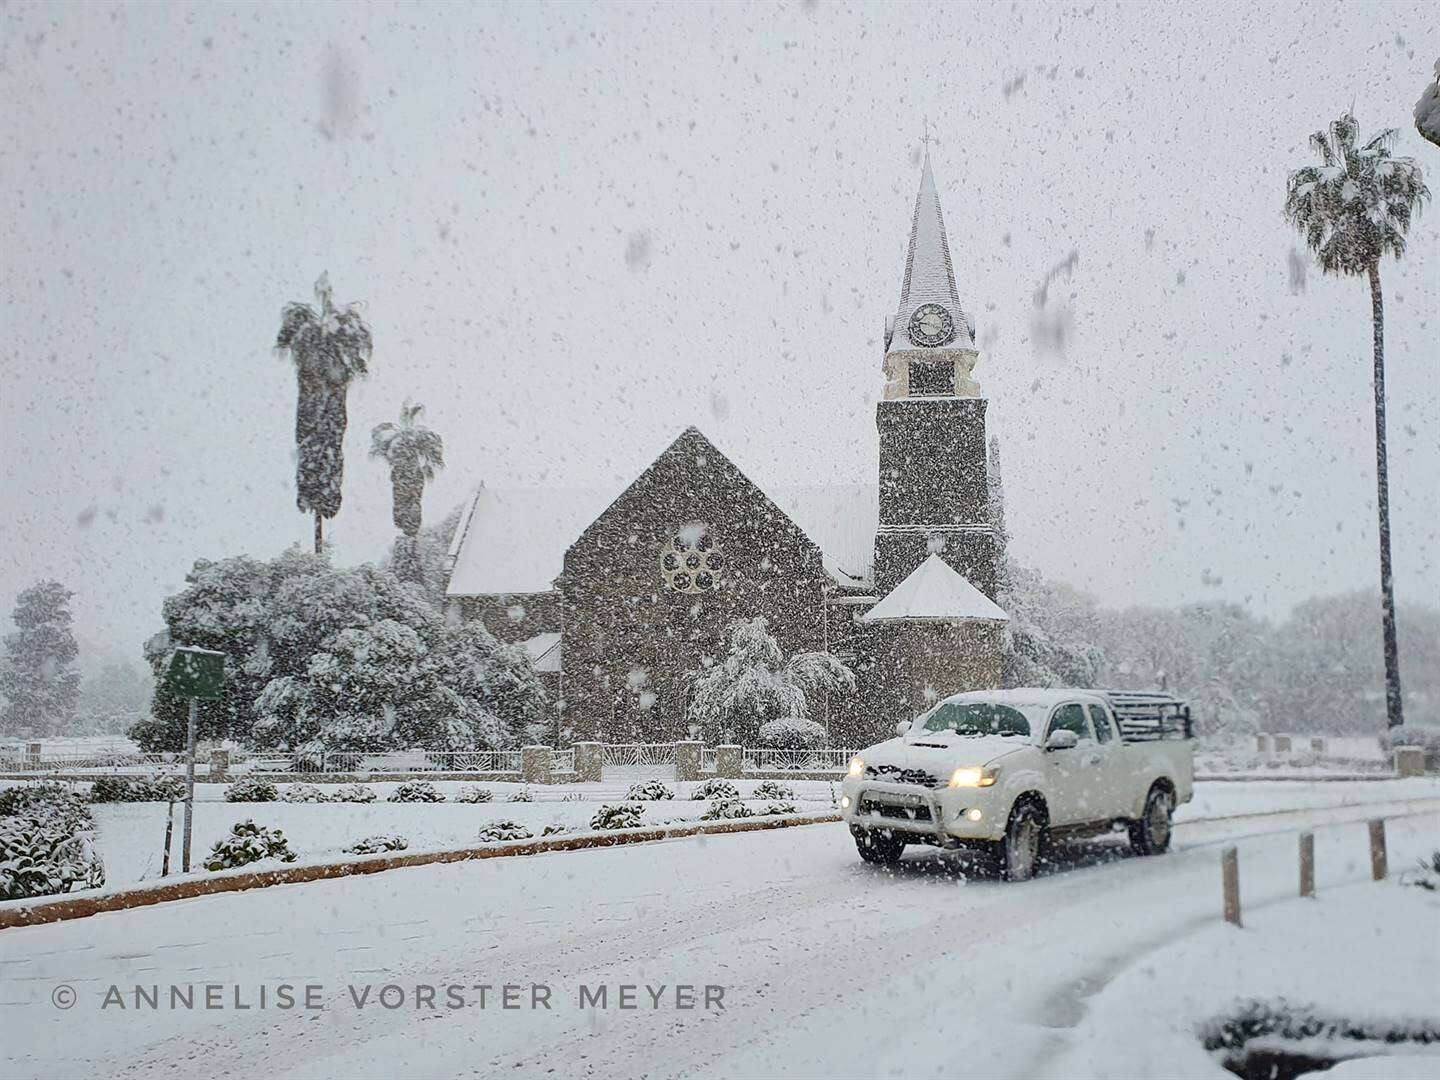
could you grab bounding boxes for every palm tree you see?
[275,273,373,554]
[370,400,445,583]
[1284,113,1429,729]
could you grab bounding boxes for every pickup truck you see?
[839,688,1194,881]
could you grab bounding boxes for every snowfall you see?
[3,775,1438,1079]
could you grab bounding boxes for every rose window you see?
[661,529,724,593]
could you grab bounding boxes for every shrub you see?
[388,781,445,803]
[756,716,827,751]
[454,786,494,804]
[477,820,533,842]
[1399,850,1440,891]
[508,788,534,803]
[0,783,104,899]
[541,822,568,837]
[202,820,296,871]
[225,778,279,803]
[330,784,377,803]
[751,780,795,801]
[1379,725,1440,769]
[88,776,147,803]
[690,778,740,801]
[624,779,675,801]
[700,798,753,821]
[344,834,409,855]
[281,784,329,803]
[590,804,644,830]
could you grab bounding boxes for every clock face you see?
[908,303,954,347]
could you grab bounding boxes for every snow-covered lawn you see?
[2,782,1437,1079]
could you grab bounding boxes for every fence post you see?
[1394,747,1425,778]
[209,748,230,782]
[1299,832,1315,898]
[1310,737,1326,754]
[674,741,702,782]
[573,742,603,783]
[1368,819,1387,881]
[521,745,552,785]
[25,741,42,769]
[1255,734,1271,754]
[715,744,743,779]
[1272,734,1291,754]
[1221,846,1242,927]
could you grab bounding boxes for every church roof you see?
[861,553,1009,624]
[445,435,880,598]
[886,149,976,354]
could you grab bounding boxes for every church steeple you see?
[883,145,980,399]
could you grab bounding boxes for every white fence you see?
[603,743,677,767]
[742,748,859,773]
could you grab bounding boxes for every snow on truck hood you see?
[861,731,1029,772]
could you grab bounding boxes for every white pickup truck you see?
[839,688,1195,881]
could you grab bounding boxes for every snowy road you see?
[3,785,1439,1079]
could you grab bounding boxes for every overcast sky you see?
[2,0,1437,663]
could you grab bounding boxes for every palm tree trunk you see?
[1367,262,1404,729]
[314,512,324,556]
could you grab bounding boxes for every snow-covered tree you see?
[275,272,373,554]
[1415,60,1440,149]
[685,618,854,745]
[1285,113,1429,729]
[998,560,1101,689]
[0,581,81,737]
[370,400,445,586]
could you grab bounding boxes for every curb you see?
[0,811,842,931]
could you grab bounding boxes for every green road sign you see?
[165,646,226,700]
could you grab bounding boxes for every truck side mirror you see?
[1046,729,1080,751]
[895,720,910,737]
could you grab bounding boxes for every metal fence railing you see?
[743,748,859,773]
[550,749,575,774]
[603,743,677,767]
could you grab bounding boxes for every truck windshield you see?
[920,702,1031,737]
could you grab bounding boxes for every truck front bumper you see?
[839,777,1007,844]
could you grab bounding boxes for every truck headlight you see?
[948,766,999,788]
[847,756,865,777]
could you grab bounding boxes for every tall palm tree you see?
[1284,113,1429,729]
[275,273,373,553]
[370,400,444,583]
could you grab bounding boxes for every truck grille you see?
[858,797,933,822]
[865,764,945,788]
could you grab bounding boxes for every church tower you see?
[872,148,1000,598]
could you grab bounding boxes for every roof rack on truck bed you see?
[1102,691,1194,741]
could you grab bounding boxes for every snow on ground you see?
[2,784,1437,1079]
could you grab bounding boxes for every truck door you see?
[1086,703,1126,813]
[1043,703,1099,825]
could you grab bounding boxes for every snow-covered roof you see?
[520,632,561,673]
[861,554,1008,624]
[886,149,976,355]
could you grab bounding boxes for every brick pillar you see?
[26,742,43,769]
[715,744,743,779]
[521,745,552,785]
[209,748,230,781]
[573,742,603,783]
[1394,746,1425,778]
[674,741,702,782]
[1310,737,1327,754]
[1255,734,1271,753]
[1273,735,1292,753]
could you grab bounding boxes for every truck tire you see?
[1000,801,1046,882]
[1129,786,1174,856]
[855,829,906,866]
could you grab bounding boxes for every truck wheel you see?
[1129,786,1173,856]
[1001,802,1046,882]
[856,829,906,866]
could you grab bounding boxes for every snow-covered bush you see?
[508,788,534,803]
[1379,725,1440,770]
[624,779,674,801]
[344,834,408,855]
[329,783,377,803]
[0,783,104,899]
[690,778,739,801]
[388,781,444,803]
[89,775,183,803]
[224,778,279,803]
[477,820,533,842]
[700,798,753,821]
[202,820,296,871]
[454,785,494,804]
[756,717,827,751]
[758,801,798,816]
[281,783,329,803]
[685,618,854,745]
[1399,851,1440,891]
[541,822,568,837]
[590,804,644,830]
[751,780,795,801]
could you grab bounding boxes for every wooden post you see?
[1299,832,1315,898]
[1222,846,1241,927]
[181,698,198,873]
[1368,819,1387,881]
[161,798,176,877]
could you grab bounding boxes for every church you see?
[444,150,1010,748]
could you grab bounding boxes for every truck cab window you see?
[1047,703,1092,742]
[1087,705,1114,743]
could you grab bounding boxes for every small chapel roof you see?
[886,149,976,354]
[861,554,1009,624]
